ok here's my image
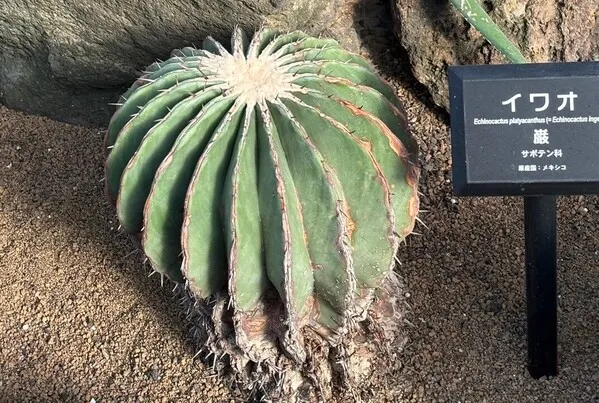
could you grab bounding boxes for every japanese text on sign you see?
[502,91,578,112]
[472,90,599,126]
[518,129,567,172]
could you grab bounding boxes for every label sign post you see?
[448,61,599,379]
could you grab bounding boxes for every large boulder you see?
[392,0,599,111]
[0,0,336,126]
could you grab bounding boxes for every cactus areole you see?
[104,26,420,400]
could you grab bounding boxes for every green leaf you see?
[449,0,527,64]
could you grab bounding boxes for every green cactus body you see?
[105,26,419,366]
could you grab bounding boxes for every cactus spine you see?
[105,26,420,401]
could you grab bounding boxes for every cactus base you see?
[179,272,408,401]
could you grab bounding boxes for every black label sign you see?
[449,61,599,196]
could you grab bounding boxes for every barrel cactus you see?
[104,26,420,401]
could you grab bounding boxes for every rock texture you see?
[0,0,336,126]
[392,0,599,111]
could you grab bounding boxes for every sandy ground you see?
[1,0,599,402]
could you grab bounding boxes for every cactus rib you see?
[116,87,225,233]
[142,95,236,281]
[268,100,355,334]
[224,105,279,362]
[257,101,314,362]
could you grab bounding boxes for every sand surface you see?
[1,0,598,402]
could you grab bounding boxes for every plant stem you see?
[449,0,527,64]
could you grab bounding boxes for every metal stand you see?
[524,196,558,379]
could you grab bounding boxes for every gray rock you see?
[392,0,599,111]
[0,0,337,126]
